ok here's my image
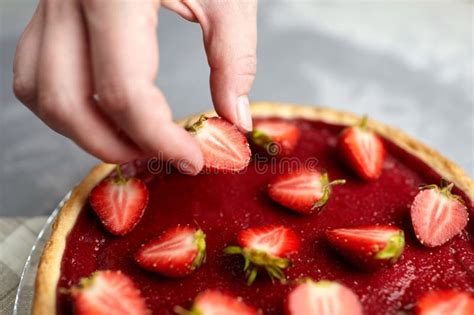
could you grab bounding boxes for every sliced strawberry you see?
[326,225,405,269]
[71,270,148,315]
[338,117,385,181]
[134,226,206,277]
[411,183,469,247]
[89,166,149,236]
[237,225,301,256]
[285,279,363,315]
[267,168,345,214]
[224,225,300,285]
[415,290,474,315]
[250,120,300,156]
[187,115,251,172]
[176,290,258,315]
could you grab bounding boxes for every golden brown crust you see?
[33,163,115,315]
[33,102,473,315]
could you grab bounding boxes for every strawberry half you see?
[134,225,206,277]
[89,165,149,236]
[285,279,363,315]
[176,290,258,315]
[187,115,251,172]
[70,270,148,315]
[326,225,405,270]
[267,168,345,214]
[411,183,469,247]
[250,120,300,156]
[415,290,474,315]
[338,117,385,181]
[224,225,300,285]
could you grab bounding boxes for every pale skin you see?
[13,0,257,175]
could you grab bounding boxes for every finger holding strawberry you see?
[187,116,251,172]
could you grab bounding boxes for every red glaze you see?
[57,118,474,315]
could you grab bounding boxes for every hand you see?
[13,0,257,175]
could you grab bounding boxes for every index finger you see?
[81,0,203,173]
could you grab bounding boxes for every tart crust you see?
[32,102,473,315]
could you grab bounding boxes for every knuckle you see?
[80,0,100,11]
[235,54,257,77]
[12,76,35,104]
[97,80,138,114]
[43,0,64,10]
[85,145,128,164]
[36,93,68,123]
[210,53,257,78]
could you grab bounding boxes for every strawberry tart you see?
[33,102,474,314]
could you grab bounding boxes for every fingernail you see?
[176,159,200,175]
[236,95,253,132]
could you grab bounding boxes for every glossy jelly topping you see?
[57,118,473,314]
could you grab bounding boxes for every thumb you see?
[196,1,257,132]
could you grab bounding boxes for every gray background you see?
[1,1,473,216]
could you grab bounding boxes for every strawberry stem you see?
[419,181,465,205]
[313,280,334,288]
[375,231,405,262]
[223,246,243,255]
[247,268,258,285]
[312,176,346,210]
[185,115,208,133]
[358,115,369,129]
[328,179,346,187]
[224,246,290,285]
[440,182,465,204]
[191,230,207,269]
[174,305,201,315]
[114,165,127,184]
[441,183,454,194]
[250,130,271,144]
[266,265,285,282]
